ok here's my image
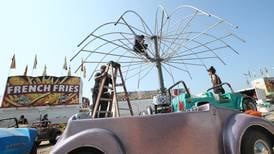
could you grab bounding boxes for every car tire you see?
[241,130,273,154]
[243,98,257,111]
[49,132,60,145]
[35,141,41,146]
[69,147,104,154]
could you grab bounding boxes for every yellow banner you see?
[1,76,81,108]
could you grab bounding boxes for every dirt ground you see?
[38,141,53,154]
[38,111,274,154]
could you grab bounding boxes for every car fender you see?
[0,128,37,154]
[15,128,37,142]
[222,113,274,154]
[239,96,254,109]
[51,128,125,154]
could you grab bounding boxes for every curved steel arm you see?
[115,10,153,35]
[77,21,148,48]
[207,82,234,93]
[162,37,226,66]
[170,5,238,28]
[155,5,169,18]
[154,5,169,34]
[163,32,241,57]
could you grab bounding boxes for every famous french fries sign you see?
[1,76,81,107]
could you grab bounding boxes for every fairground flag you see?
[24,65,28,76]
[68,67,71,76]
[83,66,86,78]
[33,54,37,69]
[248,71,251,78]
[42,65,47,76]
[265,67,269,73]
[81,59,84,72]
[63,56,68,70]
[246,79,250,86]
[260,68,264,76]
[10,54,16,69]
[265,67,270,77]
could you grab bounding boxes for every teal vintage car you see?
[0,118,37,154]
[169,81,257,112]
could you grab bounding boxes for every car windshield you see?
[0,118,17,128]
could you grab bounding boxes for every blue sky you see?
[0,0,273,100]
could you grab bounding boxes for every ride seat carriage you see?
[171,94,186,112]
[169,81,257,112]
[206,91,230,103]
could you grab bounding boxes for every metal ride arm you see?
[70,5,243,103]
[206,82,234,93]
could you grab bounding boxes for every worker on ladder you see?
[92,65,112,118]
[92,61,134,118]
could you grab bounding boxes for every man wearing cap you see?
[92,65,112,118]
[133,35,151,59]
[207,66,225,94]
[134,35,147,53]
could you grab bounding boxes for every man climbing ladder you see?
[92,61,133,118]
[92,65,112,118]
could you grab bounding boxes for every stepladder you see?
[92,61,134,118]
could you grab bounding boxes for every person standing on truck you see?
[92,65,112,118]
[207,66,225,94]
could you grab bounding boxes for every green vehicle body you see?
[169,81,256,112]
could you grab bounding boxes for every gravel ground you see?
[266,111,274,122]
